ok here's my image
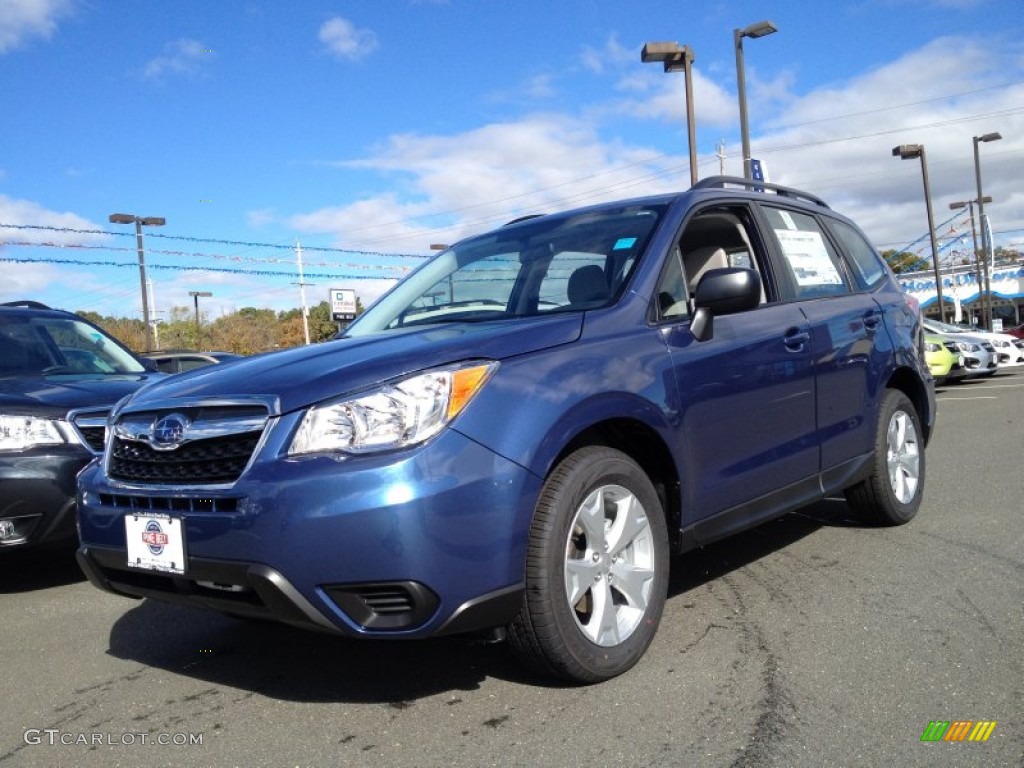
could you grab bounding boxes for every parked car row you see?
[921,318,1024,384]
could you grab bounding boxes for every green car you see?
[924,334,966,385]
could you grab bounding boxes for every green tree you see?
[882,249,927,274]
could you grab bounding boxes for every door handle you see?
[783,328,809,351]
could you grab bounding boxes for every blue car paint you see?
[75,183,936,648]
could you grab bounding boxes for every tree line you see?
[79,299,363,355]
[883,245,1021,274]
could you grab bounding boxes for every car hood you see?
[120,314,585,415]
[0,373,163,417]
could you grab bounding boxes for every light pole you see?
[973,132,1001,330]
[189,291,212,349]
[949,196,991,327]
[892,144,946,323]
[734,20,777,180]
[109,213,165,350]
[641,41,698,186]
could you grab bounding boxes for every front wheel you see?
[844,389,925,526]
[507,447,669,683]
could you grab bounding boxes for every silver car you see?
[923,320,998,378]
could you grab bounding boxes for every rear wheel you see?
[845,389,924,526]
[507,446,669,683]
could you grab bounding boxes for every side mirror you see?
[690,268,762,342]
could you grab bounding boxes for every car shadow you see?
[668,496,857,596]
[101,497,866,701]
[0,541,86,593]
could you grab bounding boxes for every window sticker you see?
[777,210,797,230]
[774,229,843,286]
[613,237,637,250]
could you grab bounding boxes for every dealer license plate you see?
[125,514,186,574]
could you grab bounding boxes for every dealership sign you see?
[331,288,357,321]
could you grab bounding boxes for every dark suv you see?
[76,178,936,682]
[0,301,162,552]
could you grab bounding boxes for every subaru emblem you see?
[151,413,190,449]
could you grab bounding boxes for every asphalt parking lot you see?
[1,370,1022,768]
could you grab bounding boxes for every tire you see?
[844,389,925,526]
[507,446,669,683]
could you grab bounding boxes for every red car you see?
[1006,323,1024,339]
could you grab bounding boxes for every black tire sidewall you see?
[533,447,669,681]
[874,390,925,523]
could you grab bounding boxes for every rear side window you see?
[762,206,851,300]
[825,218,887,290]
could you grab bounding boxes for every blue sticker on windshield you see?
[613,237,637,250]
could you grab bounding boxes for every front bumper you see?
[76,427,538,637]
[0,449,90,551]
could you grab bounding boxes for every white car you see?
[922,320,1023,368]
[921,320,1000,377]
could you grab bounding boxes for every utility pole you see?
[293,242,311,345]
[717,139,726,175]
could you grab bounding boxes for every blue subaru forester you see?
[77,177,936,683]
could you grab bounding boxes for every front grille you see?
[70,409,111,454]
[97,493,240,514]
[79,426,107,452]
[109,431,261,484]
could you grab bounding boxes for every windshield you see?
[0,315,147,376]
[346,203,667,336]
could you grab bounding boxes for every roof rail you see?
[691,175,830,209]
[503,214,545,226]
[1,300,52,309]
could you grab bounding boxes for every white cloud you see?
[288,36,1022,269]
[0,194,106,245]
[143,38,214,80]
[0,0,73,54]
[291,117,682,251]
[318,17,377,61]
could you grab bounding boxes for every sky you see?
[1,0,1022,322]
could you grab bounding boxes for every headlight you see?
[956,341,978,352]
[289,362,497,455]
[0,415,67,451]
[924,342,941,353]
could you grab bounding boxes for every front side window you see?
[761,206,851,300]
[654,205,766,321]
[346,204,667,336]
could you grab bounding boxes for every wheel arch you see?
[552,418,683,552]
[885,366,934,445]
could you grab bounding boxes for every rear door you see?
[756,204,891,470]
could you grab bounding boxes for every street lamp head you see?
[641,41,693,72]
[641,41,683,62]
[949,196,992,210]
[892,144,923,159]
[109,213,166,226]
[975,132,1002,144]
[739,20,777,39]
[189,291,213,298]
